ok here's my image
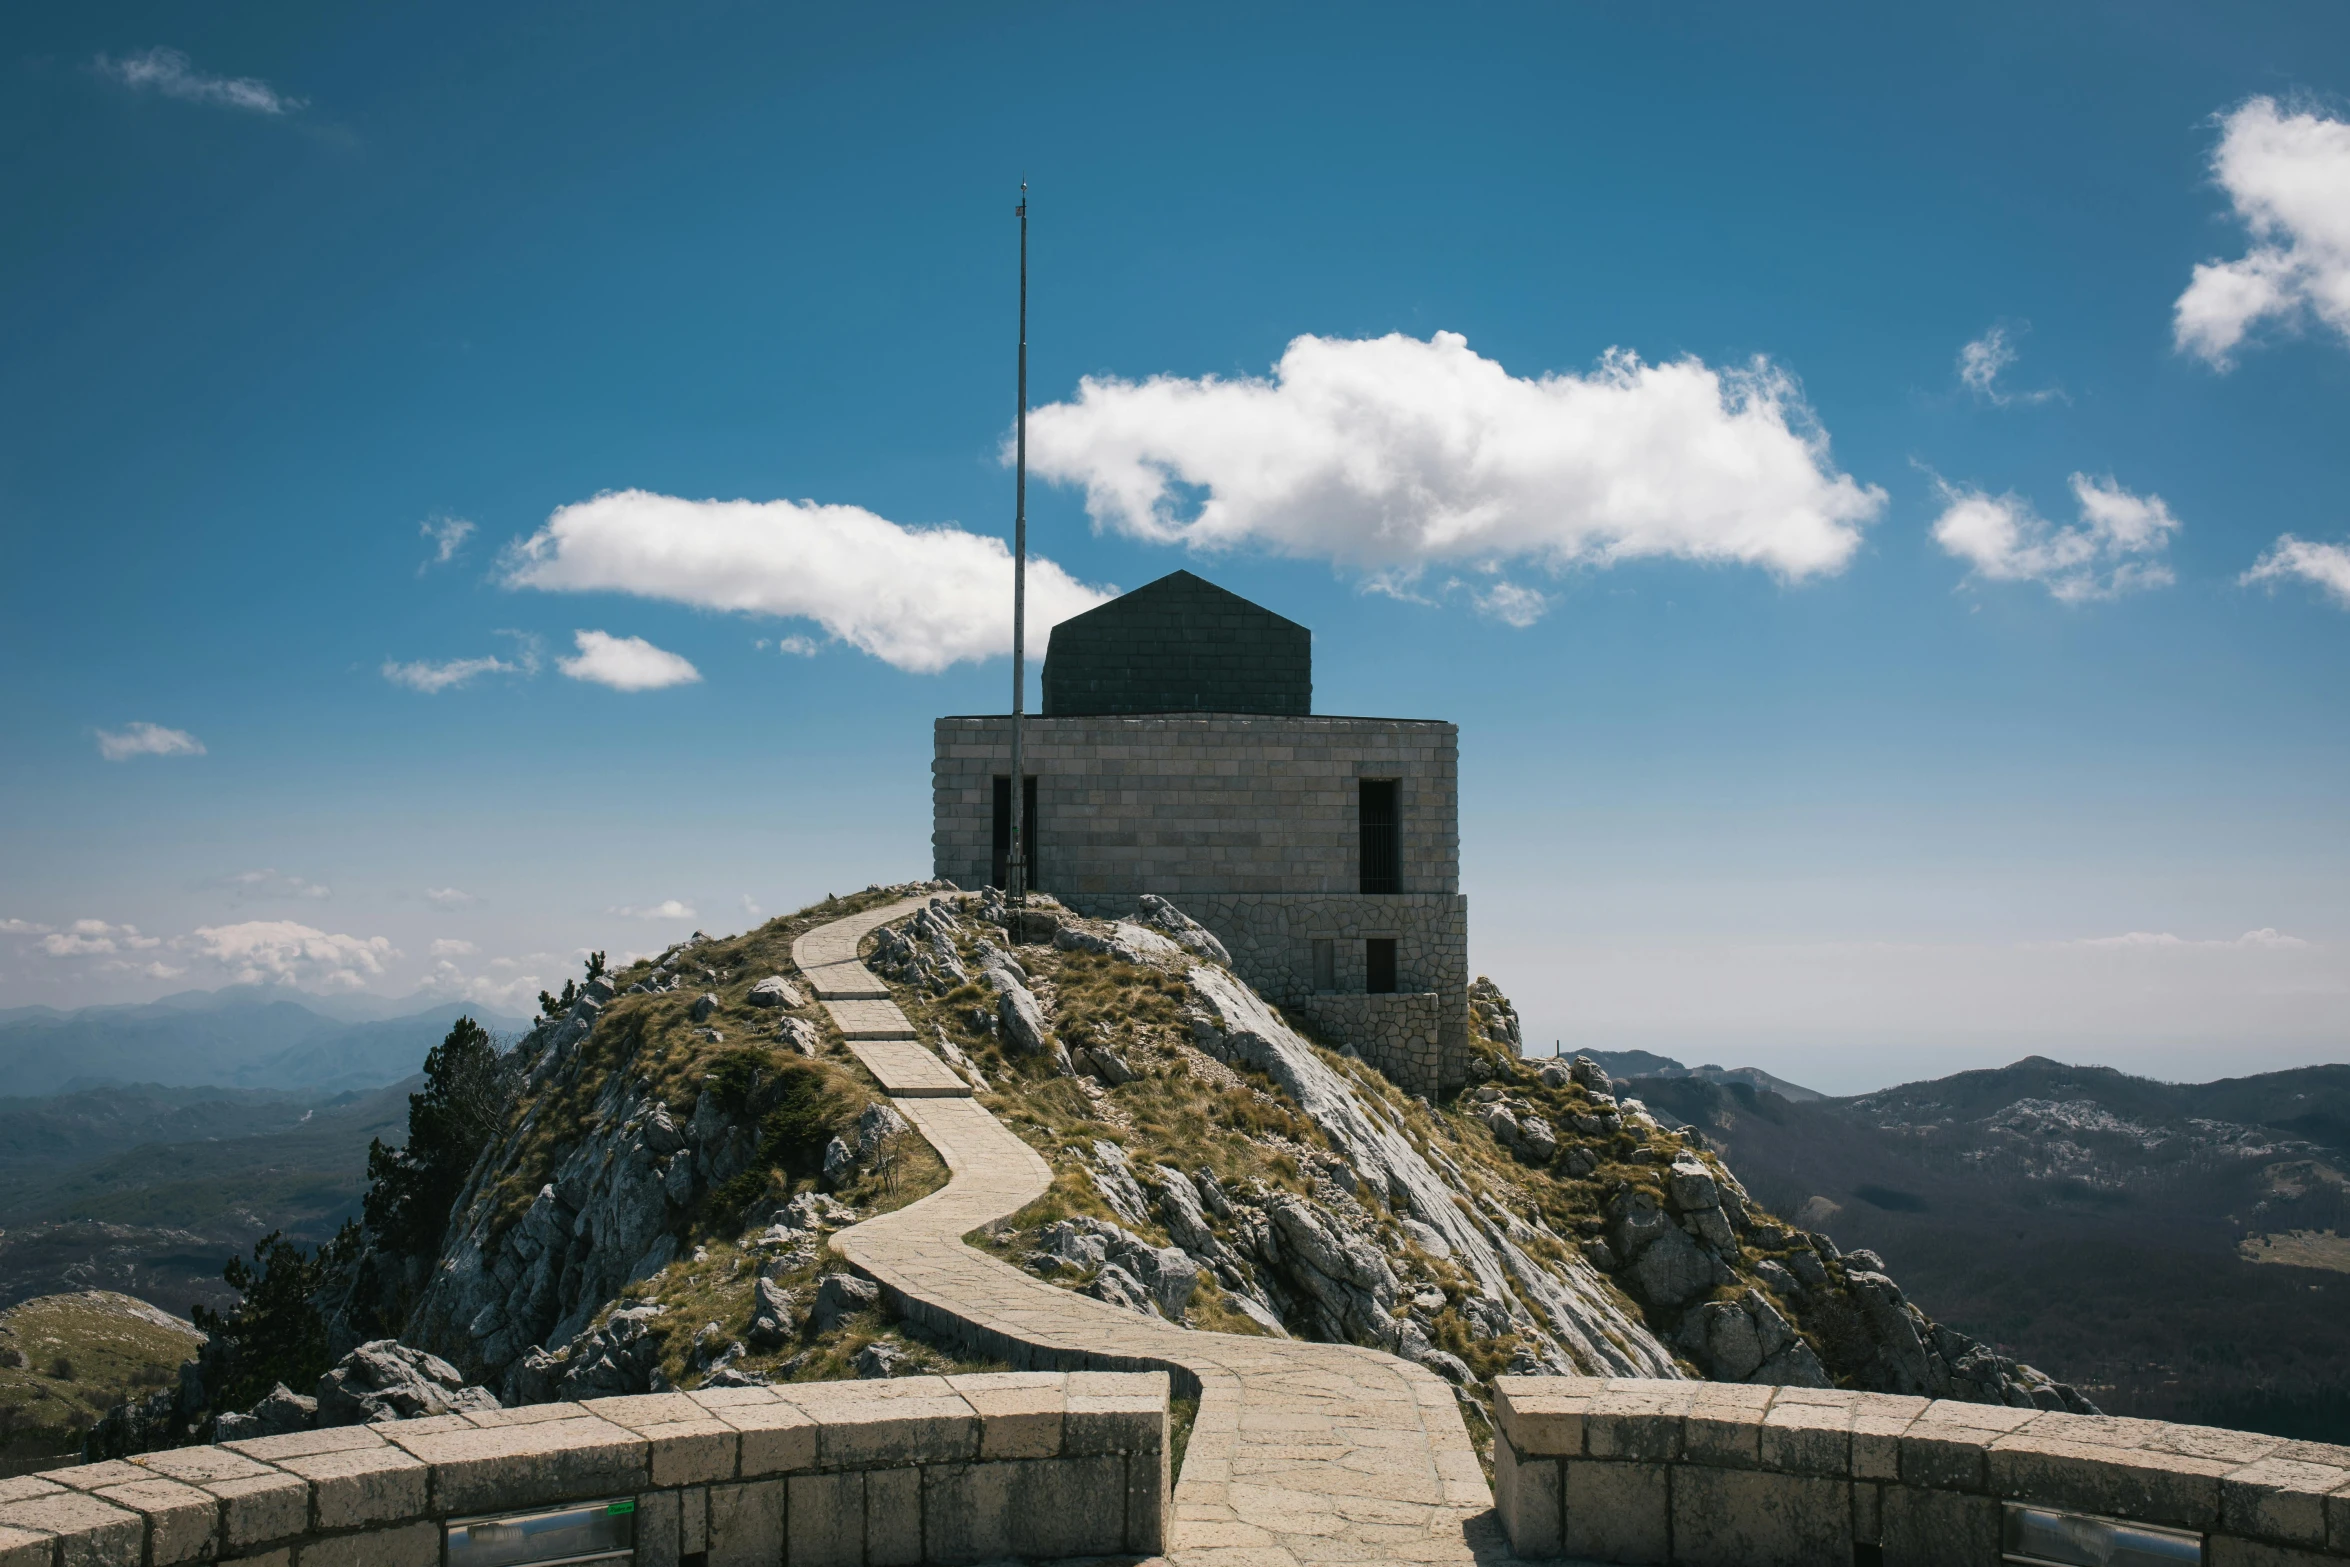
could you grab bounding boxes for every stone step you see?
[804,961,890,1001]
[824,998,916,1041]
[848,1041,972,1098]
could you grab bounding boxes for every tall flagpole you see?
[1007,184,1030,906]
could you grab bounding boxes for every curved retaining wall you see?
[0,1372,1166,1566]
[1493,1375,2350,1566]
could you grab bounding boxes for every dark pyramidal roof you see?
[1041,570,1311,717]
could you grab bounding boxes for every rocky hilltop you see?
[95,886,2094,1455]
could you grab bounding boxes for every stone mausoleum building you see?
[933,570,1469,1096]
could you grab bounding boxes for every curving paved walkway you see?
[805,896,1504,1566]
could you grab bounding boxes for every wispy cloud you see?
[1930,472,2181,602]
[419,515,476,571]
[382,654,524,693]
[423,887,479,910]
[2242,535,2350,608]
[556,630,701,692]
[2175,97,2350,368]
[428,938,478,958]
[216,868,331,902]
[96,47,302,116]
[1472,581,1551,628]
[1956,325,2064,406]
[757,635,822,657]
[2072,928,2309,950]
[612,899,696,920]
[506,491,1113,674]
[96,722,205,761]
[1024,331,1885,595]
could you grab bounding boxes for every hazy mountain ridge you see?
[0,990,526,1097]
[1582,1049,1825,1104]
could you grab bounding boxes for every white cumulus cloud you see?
[557,630,701,692]
[2174,97,2350,367]
[1023,331,1884,594]
[97,47,302,115]
[382,654,524,693]
[176,920,398,991]
[0,919,54,936]
[96,722,205,761]
[36,919,160,958]
[1931,472,2181,602]
[506,490,1113,674]
[2242,534,2350,608]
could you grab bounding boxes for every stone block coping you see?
[0,1373,1166,1566]
[1493,1375,2350,1564]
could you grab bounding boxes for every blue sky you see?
[5,2,2348,1092]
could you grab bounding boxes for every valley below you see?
[1609,1051,2350,1441]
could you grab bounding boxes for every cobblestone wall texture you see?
[933,714,1469,1089]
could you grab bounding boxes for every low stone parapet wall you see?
[1493,1375,2350,1566]
[0,1370,1167,1566]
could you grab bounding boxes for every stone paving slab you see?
[803,961,891,1001]
[806,900,1505,1566]
[850,1041,972,1097]
[825,997,919,1040]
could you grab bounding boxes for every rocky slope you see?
[100,885,2097,1454]
[0,1291,202,1473]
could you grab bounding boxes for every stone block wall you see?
[1290,991,1445,1100]
[934,714,1471,1089]
[1492,1375,2350,1565]
[0,1371,1167,1566]
[932,714,1458,898]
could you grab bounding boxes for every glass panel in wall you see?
[1359,779,1400,894]
[990,775,1039,891]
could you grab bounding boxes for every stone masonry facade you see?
[932,714,1470,1095]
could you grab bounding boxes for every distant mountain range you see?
[0,988,527,1097]
[1617,1052,2350,1441]
[1579,1049,1825,1103]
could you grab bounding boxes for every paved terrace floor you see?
[802,896,1505,1566]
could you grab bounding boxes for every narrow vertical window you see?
[1366,938,1398,994]
[1359,779,1400,894]
[1312,938,1336,992]
[991,776,1039,891]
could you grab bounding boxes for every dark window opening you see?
[1365,938,1398,994]
[1358,779,1400,894]
[991,775,1039,892]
